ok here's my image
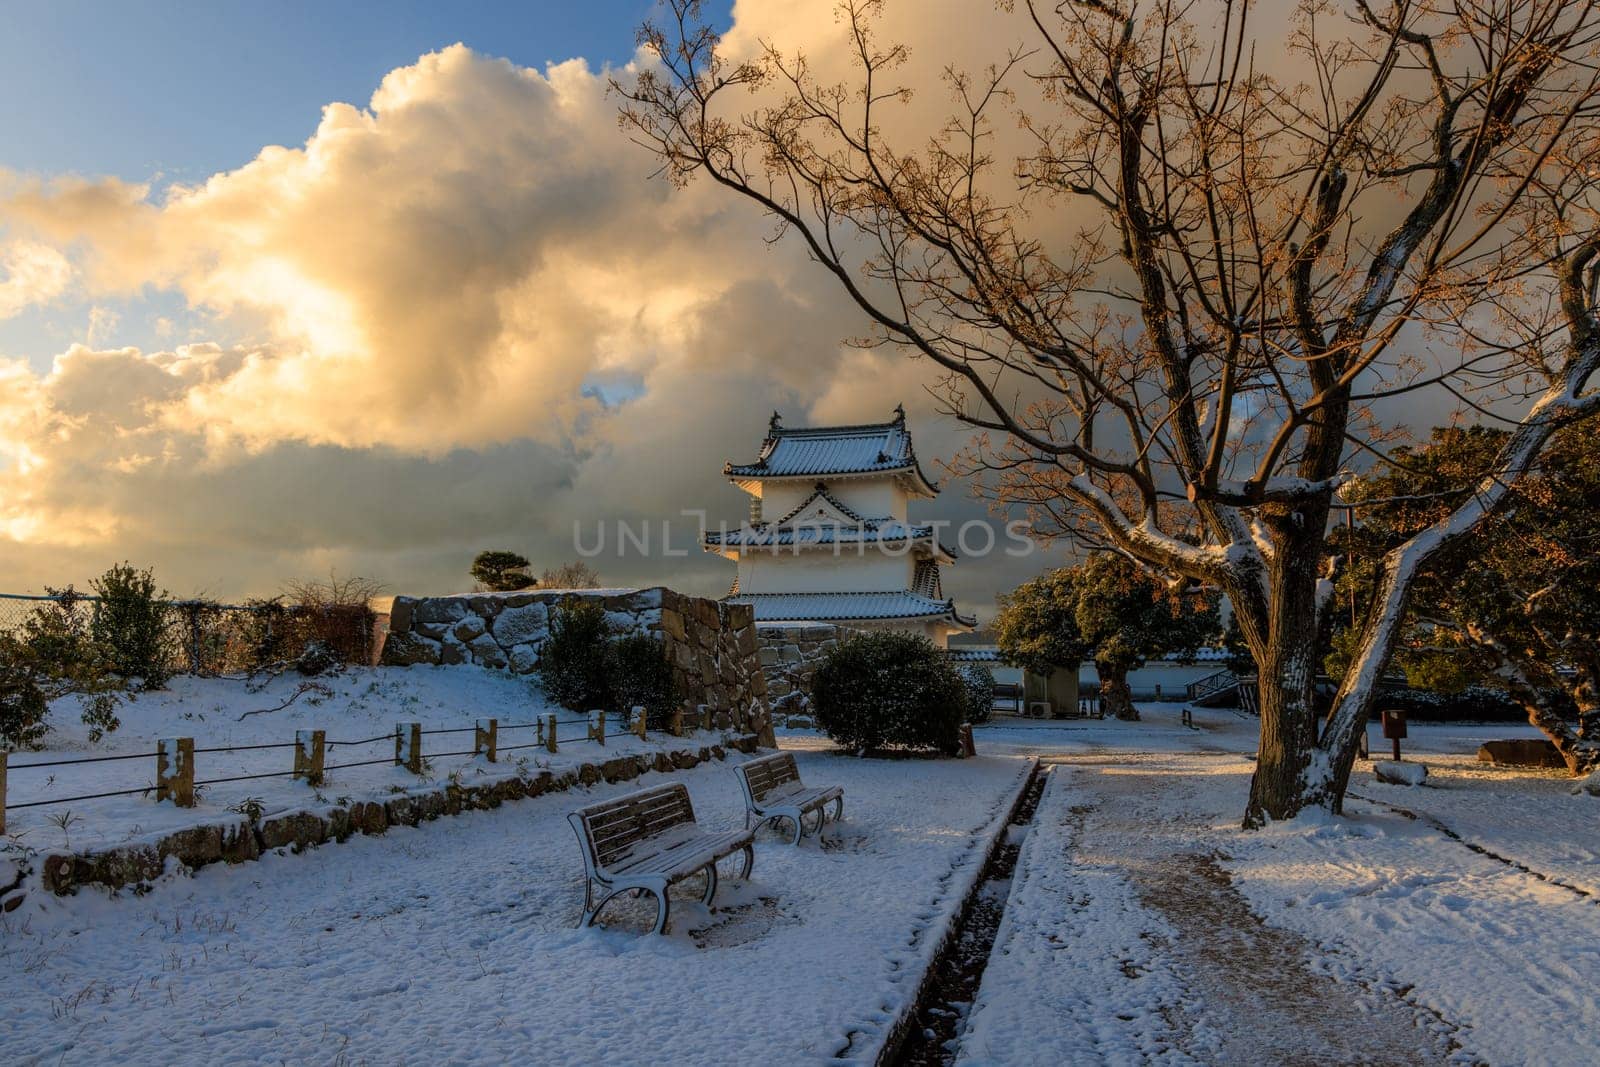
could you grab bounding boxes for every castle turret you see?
[704,408,976,646]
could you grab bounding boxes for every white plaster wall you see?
[822,478,907,521]
[737,550,916,594]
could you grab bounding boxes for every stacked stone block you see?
[381,586,768,723]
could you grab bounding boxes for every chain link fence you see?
[0,593,380,674]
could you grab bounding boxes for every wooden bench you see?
[733,752,844,844]
[567,782,754,934]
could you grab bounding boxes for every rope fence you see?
[0,703,755,835]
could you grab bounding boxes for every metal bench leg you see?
[787,813,804,846]
[581,885,625,930]
[650,888,671,935]
[738,842,754,880]
[700,861,719,906]
[831,796,844,824]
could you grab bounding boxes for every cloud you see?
[0,19,1064,612]
[0,239,72,318]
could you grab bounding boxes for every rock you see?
[260,812,329,852]
[493,602,549,647]
[221,822,261,863]
[438,639,467,666]
[388,597,416,634]
[380,630,441,666]
[601,757,639,784]
[348,801,388,836]
[413,793,446,822]
[158,824,224,868]
[507,642,541,674]
[416,621,453,640]
[653,752,673,773]
[385,796,421,826]
[452,615,486,642]
[578,764,602,786]
[671,750,700,770]
[468,633,507,669]
[660,608,687,642]
[413,598,468,625]
[1373,760,1428,786]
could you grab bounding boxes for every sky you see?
[0,0,1075,616]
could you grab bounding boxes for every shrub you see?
[91,562,171,688]
[812,631,966,756]
[958,661,996,724]
[0,634,51,749]
[536,599,613,709]
[1,588,125,748]
[232,596,299,671]
[607,633,680,729]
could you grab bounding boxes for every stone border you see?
[0,735,761,911]
[870,759,1040,1065]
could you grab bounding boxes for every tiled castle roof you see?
[724,408,938,495]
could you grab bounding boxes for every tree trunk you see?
[1241,520,1328,828]
[1097,665,1137,721]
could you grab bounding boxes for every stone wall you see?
[758,622,850,723]
[381,587,768,724]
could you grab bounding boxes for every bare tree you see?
[621,0,1600,822]
[540,561,602,590]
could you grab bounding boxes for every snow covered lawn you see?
[959,744,1600,1066]
[4,667,713,854]
[2,745,1030,1066]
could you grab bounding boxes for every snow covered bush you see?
[812,631,965,756]
[535,598,613,710]
[0,588,124,748]
[606,633,679,729]
[959,661,995,724]
[90,562,171,689]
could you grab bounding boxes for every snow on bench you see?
[734,752,844,845]
[567,781,754,934]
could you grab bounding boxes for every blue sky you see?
[0,1,726,182]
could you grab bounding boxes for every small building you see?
[705,408,976,647]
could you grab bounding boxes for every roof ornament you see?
[892,403,906,424]
[769,410,783,433]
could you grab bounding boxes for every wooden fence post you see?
[0,751,7,835]
[669,708,684,737]
[632,706,647,740]
[587,710,606,745]
[546,713,558,753]
[156,737,195,807]
[475,718,498,762]
[395,722,422,774]
[294,729,326,786]
[701,705,714,732]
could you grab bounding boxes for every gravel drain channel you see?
[889,763,1049,1066]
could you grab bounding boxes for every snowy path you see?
[955,745,1600,1066]
[957,760,1454,1065]
[2,749,1029,1066]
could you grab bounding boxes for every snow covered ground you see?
[957,709,1600,1066]
[2,743,1029,1065]
[7,683,1592,1066]
[4,667,714,854]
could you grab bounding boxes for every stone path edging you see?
[1,735,760,910]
